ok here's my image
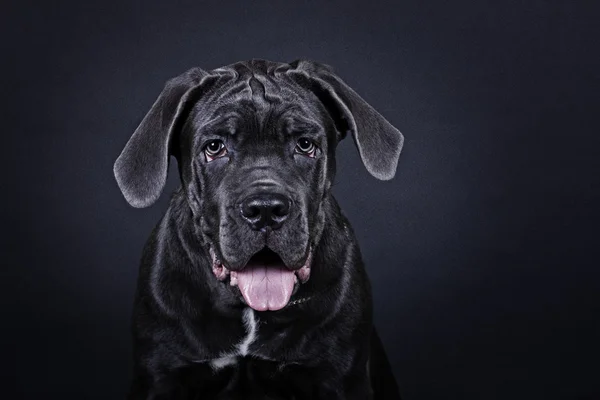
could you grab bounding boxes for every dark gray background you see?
[2,1,599,399]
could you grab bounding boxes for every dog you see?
[114,59,404,399]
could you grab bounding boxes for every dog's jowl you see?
[114,59,404,400]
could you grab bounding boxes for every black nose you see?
[240,193,291,231]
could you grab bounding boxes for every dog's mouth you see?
[210,247,312,312]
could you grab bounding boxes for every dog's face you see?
[183,76,336,310]
[114,59,404,311]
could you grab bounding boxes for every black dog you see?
[114,59,404,399]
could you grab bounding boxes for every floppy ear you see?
[113,67,212,208]
[283,60,404,180]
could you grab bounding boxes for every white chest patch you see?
[209,308,258,371]
[237,307,258,355]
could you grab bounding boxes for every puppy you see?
[114,59,404,399]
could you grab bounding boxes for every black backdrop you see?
[2,1,599,399]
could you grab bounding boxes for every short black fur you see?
[114,59,404,399]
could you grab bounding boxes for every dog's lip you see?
[209,247,312,285]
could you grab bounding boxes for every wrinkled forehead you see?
[187,66,328,136]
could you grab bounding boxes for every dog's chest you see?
[208,307,261,370]
[204,307,306,372]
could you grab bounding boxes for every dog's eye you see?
[295,138,317,158]
[204,140,227,161]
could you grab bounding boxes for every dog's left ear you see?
[283,60,404,180]
[114,68,213,208]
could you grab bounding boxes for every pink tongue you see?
[236,263,295,311]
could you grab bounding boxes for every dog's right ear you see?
[113,68,213,208]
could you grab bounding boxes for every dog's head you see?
[114,59,403,311]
